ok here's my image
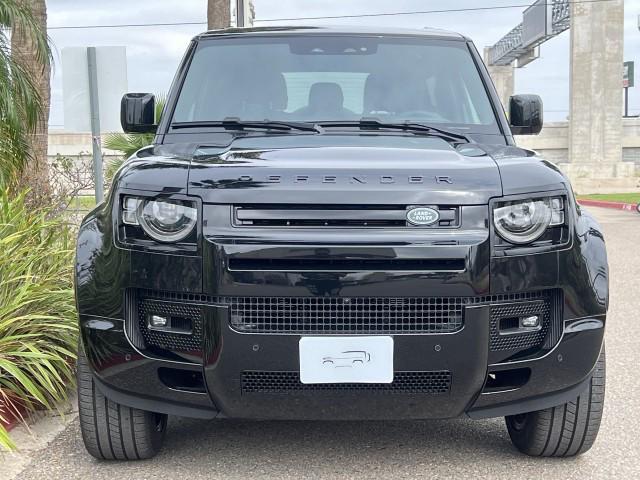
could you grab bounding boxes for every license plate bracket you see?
[299,336,394,384]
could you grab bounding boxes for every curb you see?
[577,199,639,213]
[0,396,78,480]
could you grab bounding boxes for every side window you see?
[424,69,487,124]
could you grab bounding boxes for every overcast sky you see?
[47,0,640,129]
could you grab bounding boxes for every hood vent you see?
[233,204,459,228]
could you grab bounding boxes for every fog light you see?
[149,314,168,328]
[520,315,540,328]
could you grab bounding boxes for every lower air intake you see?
[241,371,452,394]
[137,299,203,353]
[489,299,551,352]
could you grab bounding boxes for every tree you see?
[207,0,230,29]
[0,0,50,191]
[10,0,51,203]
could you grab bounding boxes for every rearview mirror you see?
[121,93,156,133]
[508,94,543,135]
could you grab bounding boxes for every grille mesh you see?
[241,371,452,394]
[138,299,203,352]
[134,289,562,342]
[489,300,551,352]
[228,296,465,334]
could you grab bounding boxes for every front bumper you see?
[80,297,604,421]
[77,195,608,421]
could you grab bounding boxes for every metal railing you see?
[488,0,571,66]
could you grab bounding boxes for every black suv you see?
[75,26,607,460]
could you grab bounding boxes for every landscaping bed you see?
[0,190,77,450]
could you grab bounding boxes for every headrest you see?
[363,74,429,115]
[308,82,344,110]
[363,74,387,113]
[244,71,288,111]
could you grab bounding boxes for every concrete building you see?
[516,119,640,193]
[48,131,119,162]
[486,0,635,192]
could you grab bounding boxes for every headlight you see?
[123,196,197,243]
[493,197,564,245]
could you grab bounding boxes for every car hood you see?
[116,135,567,205]
[179,134,502,205]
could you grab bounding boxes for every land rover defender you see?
[75,26,607,460]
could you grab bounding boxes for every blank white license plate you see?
[299,336,394,384]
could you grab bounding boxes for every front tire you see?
[77,348,167,460]
[505,346,605,457]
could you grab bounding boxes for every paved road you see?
[10,207,640,479]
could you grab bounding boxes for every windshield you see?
[172,35,498,133]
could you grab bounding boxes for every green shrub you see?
[0,189,77,450]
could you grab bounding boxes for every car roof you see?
[196,25,467,42]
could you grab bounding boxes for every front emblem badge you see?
[406,207,440,226]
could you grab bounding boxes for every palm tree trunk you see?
[11,0,51,203]
[208,0,231,29]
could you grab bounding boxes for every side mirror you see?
[508,94,543,135]
[121,93,156,133]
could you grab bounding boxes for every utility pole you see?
[623,61,635,118]
[236,0,246,27]
[207,0,231,29]
[86,47,104,203]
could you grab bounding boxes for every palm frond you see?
[0,44,42,129]
[154,93,167,122]
[0,0,51,187]
[103,132,155,158]
[0,122,29,187]
[102,93,167,183]
[0,0,51,65]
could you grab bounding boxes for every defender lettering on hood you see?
[231,174,454,185]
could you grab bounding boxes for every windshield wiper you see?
[171,118,324,133]
[316,118,470,143]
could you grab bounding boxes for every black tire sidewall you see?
[505,411,543,455]
[76,346,167,460]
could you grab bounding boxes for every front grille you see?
[233,204,459,228]
[137,299,203,353]
[228,296,465,334]
[241,371,452,394]
[134,289,563,342]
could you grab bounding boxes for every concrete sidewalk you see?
[0,395,77,479]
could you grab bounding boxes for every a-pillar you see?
[564,0,634,191]
[483,48,514,112]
